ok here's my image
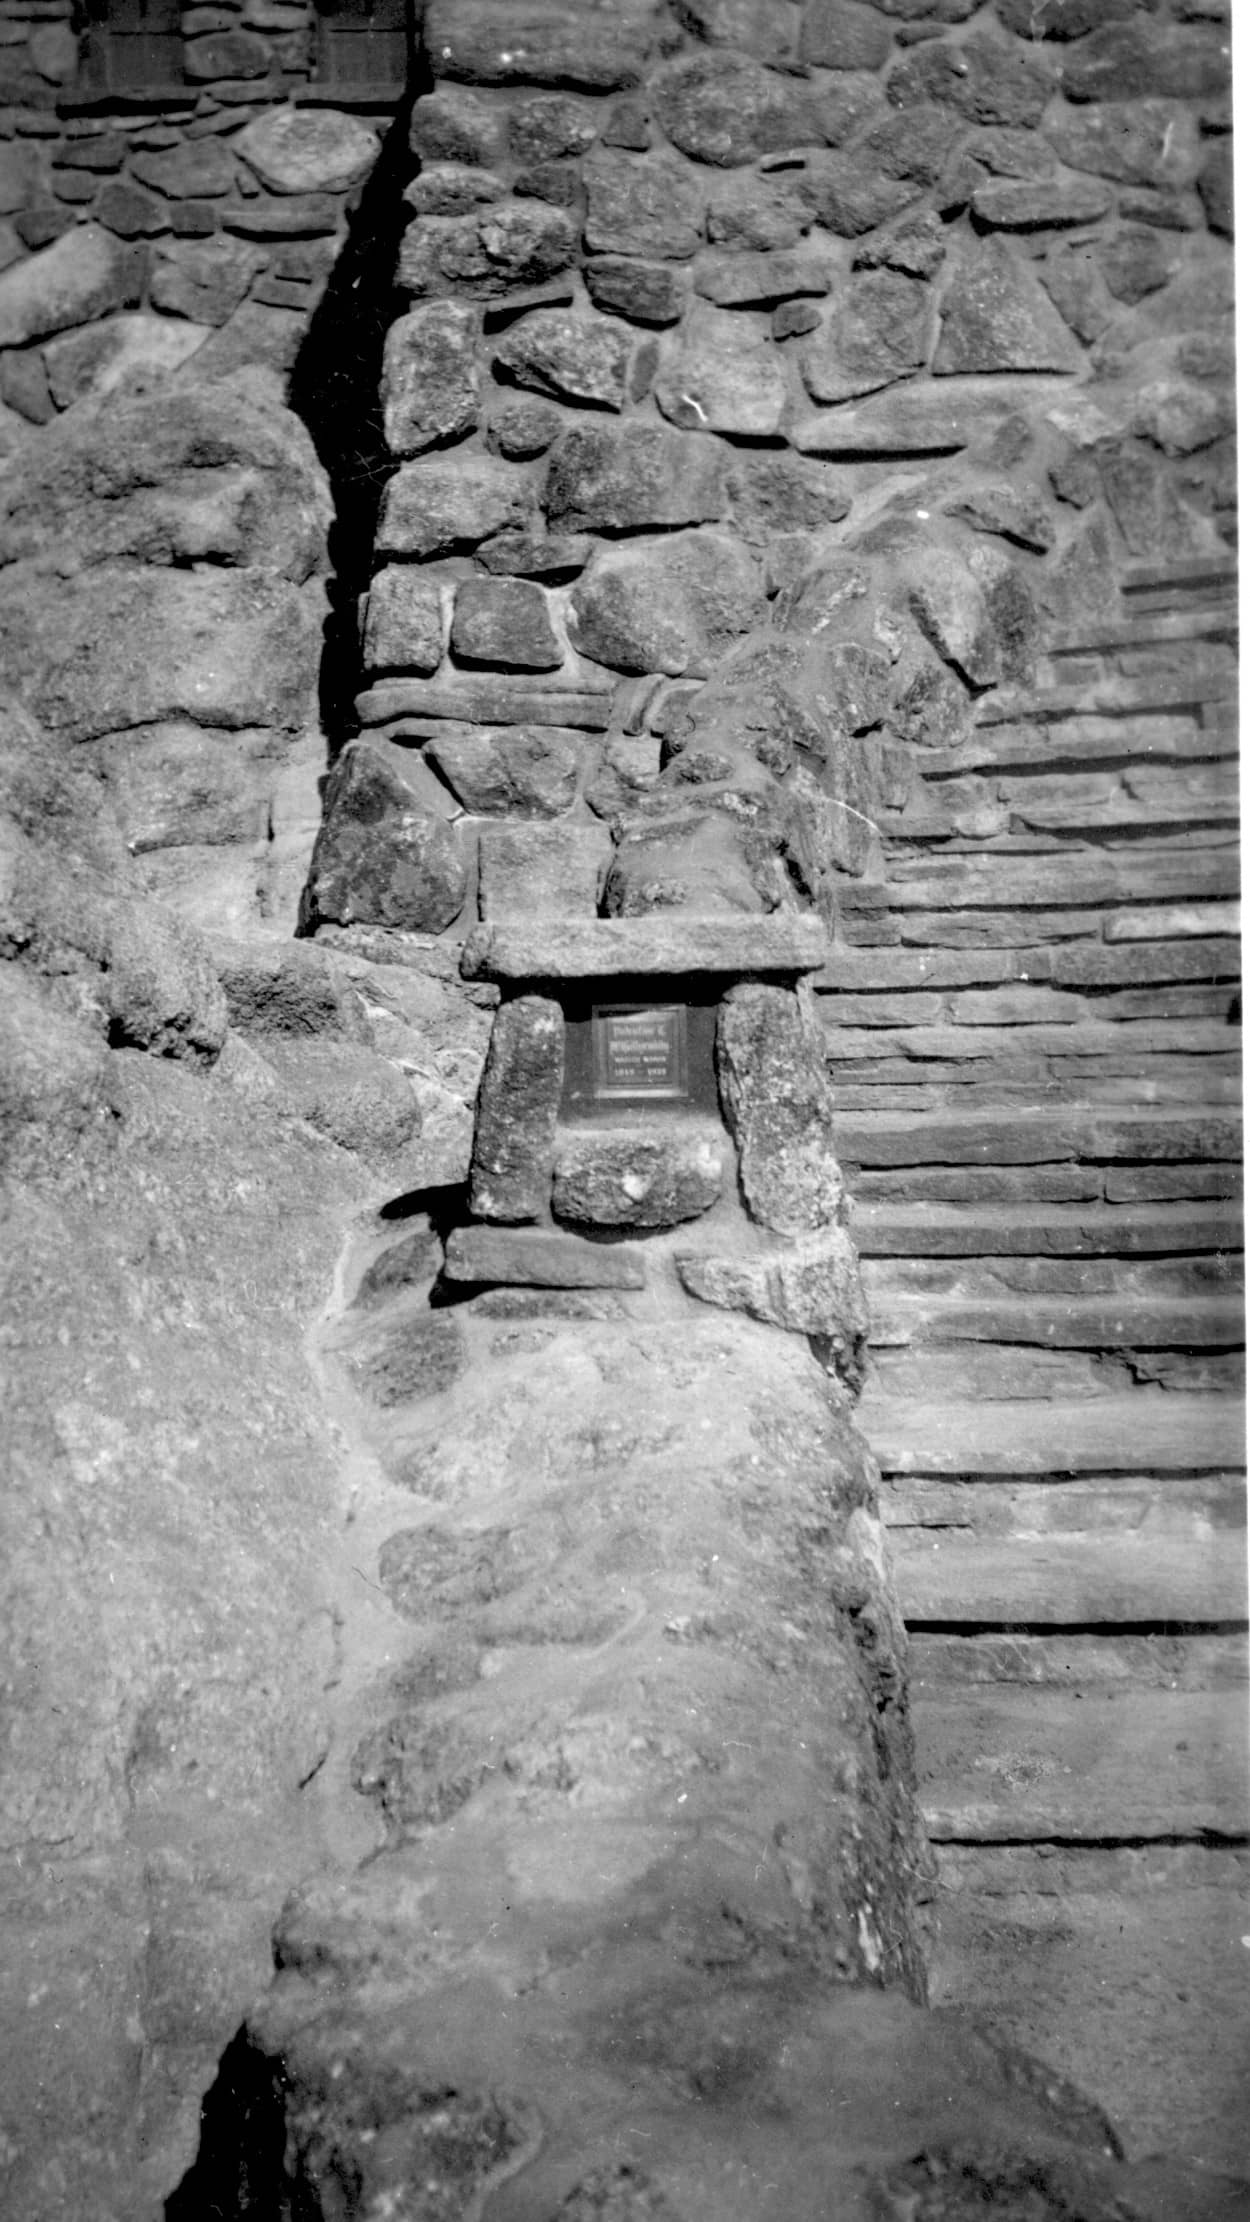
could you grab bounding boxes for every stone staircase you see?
[821,558,1249,2171]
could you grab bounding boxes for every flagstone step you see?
[833,1107,1242,1169]
[858,1396,1245,1476]
[851,1201,1240,1257]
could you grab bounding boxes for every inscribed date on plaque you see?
[592,1004,688,1100]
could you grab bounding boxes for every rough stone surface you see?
[377,453,536,558]
[655,311,789,437]
[546,423,727,533]
[569,531,766,677]
[1044,101,1202,190]
[651,50,818,165]
[461,911,829,981]
[150,236,267,324]
[398,202,579,297]
[425,726,581,817]
[971,176,1115,229]
[451,577,563,670]
[717,984,847,1233]
[382,301,481,455]
[410,86,508,168]
[0,223,136,347]
[935,238,1083,375]
[469,995,564,1221]
[552,1123,727,1227]
[234,107,379,195]
[40,313,210,409]
[800,0,893,71]
[423,0,665,89]
[605,800,785,917]
[494,307,631,409]
[302,743,468,935]
[583,152,705,259]
[887,32,1053,129]
[800,271,932,402]
[477,819,612,920]
[676,1225,868,1374]
[584,257,686,324]
[1060,22,1231,105]
[489,395,565,456]
[443,1224,646,1286]
[361,568,446,677]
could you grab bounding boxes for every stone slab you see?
[865,1292,1245,1351]
[356,679,614,731]
[442,1224,646,1288]
[858,1393,1246,1477]
[896,1531,1246,1631]
[831,1108,1244,1168]
[461,913,829,982]
[850,1201,1240,1257]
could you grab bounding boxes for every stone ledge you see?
[460,913,829,983]
[443,1224,645,1289]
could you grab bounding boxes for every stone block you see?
[131,141,236,200]
[405,163,506,218]
[425,727,581,818]
[382,302,480,457]
[494,308,630,410]
[569,531,766,679]
[800,1,892,70]
[410,87,507,168]
[934,237,1083,375]
[477,820,612,921]
[442,1225,646,1287]
[41,313,209,410]
[799,271,932,404]
[450,577,563,671]
[970,177,1114,229]
[150,237,266,325]
[790,152,916,239]
[727,454,851,540]
[1044,101,1201,190]
[0,224,136,349]
[546,423,726,534]
[995,0,1140,32]
[460,912,829,982]
[303,741,468,935]
[1198,143,1232,237]
[234,108,379,195]
[423,0,665,89]
[477,533,592,580]
[605,802,784,917]
[397,203,578,298]
[376,454,535,560]
[184,28,270,78]
[469,995,564,1222]
[651,50,819,166]
[887,32,1053,128]
[583,152,704,260]
[584,257,686,325]
[717,984,845,1233]
[707,174,808,251]
[361,569,446,677]
[509,94,600,163]
[1060,21,1230,104]
[552,1124,727,1229]
[655,313,789,437]
[1096,226,1175,304]
[585,734,662,818]
[944,483,1054,553]
[342,1311,467,1407]
[676,1227,868,1372]
[357,678,612,732]
[489,397,564,457]
[693,249,831,308]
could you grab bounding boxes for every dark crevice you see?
[906,1618,1249,1637]
[164,2029,294,2221]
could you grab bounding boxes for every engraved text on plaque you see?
[592,1005,688,1101]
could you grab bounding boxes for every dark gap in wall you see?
[287,46,429,762]
[163,2027,292,2220]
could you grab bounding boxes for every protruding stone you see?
[357,677,612,731]
[790,153,917,239]
[545,423,726,534]
[605,802,783,917]
[469,995,564,1221]
[460,911,829,982]
[800,0,892,70]
[584,258,686,325]
[553,1124,727,1228]
[792,378,1048,454]
[382,302,480,456]
[934,238,1083,375]
[0,224,136,348]
[451,578,562,671]
[489,397,564,457]
[944,483,1055,553]
[423,0,665,90]
[585,733,662,818]
[800,272,932,403]
[410,87,507,168]
[650,50,818,166]
[362,569,446,675]
[303,742,468,934]
[494,309,630,410]
[583,152,704,260]
[676,1228,868,1374]
[234,108,379,194]
[693,249,831,308]
[477,532,593,579]
[707,174,808,251]
[903,544,1000,690]
[655,311,789,437]
[343,1312,467,1407]
[717,984,846,1233]
[376,454,535,559]
[398,203,578,297]
[970,177,1114,228]
[1197,142,1233,237]
[569,531,765,678]
[443,1225,646,1287]
[150,236,266,324]
[509,95,600,163]
[887,32,1053,129]
[1044,101,1201,190]
[477,821,612,920]
[426,727,581,817]
[405,163,506,217]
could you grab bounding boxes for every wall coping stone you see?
[460,913,829,982]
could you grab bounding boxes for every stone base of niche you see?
[460,912,828,983]
[443,1225,646,1289]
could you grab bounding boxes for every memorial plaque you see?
[592,1004,688,1101]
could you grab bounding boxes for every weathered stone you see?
[150,236,266,324]
[382,301,480,456]
[871,0,977,13]
[971,176,1114,228]
[234,107,378,194]
[0,224,136,348]
[1036,240,1114,344]
[800,271,932,403]
[410,87,507,168]
[260,1037,425,1163]
[584,152,704,259]
[303,742,467,935]
[727,454,852,541]
[995,0,1140,33]
[494,308,630,410]
[773,301,823,342]
[677,1226,867,1370]
[361,569,445,676]
[131,140,236,200]
[651,50,817,166]
[398,204,579,298]
[426,727,581,818]
[692,248,831,307]
[553,1124,726,1228]
[469,995,564,1222]
[184,27,270,77]
[477,531,592,578]
[405,163,506,218]
[423,0,665,89]
[584,257,686,324]
[214,941,372,1045]
[1061,22,1230,104]
[1197,142,1232,237]
[0,349,54,426]
[791,152,917,238]
[888,32,1053,128]
[477,820,612,920]
[443,1224,646,1287]
[570,531,765,679]
[462,911,829,981]
[1044,101,1202,190]
[800,0,891,68]
[546,423,726,534]
[489,396,564,457]
[717,983,846,1233]
[852,210,947,281]
[1096,225,1175,303]
[706,174,808,250]
[585,733,662,817]
[672,0,802,61]
[605,797,786,916]
[358,678,612,731]
[0,143,33,216]
[376,454,535,559]
[655,310,789,436]
[899,544,1000,690]
[41,313,209,409]
[343,1310,467,1406]
[944,482,1055,553]
[503,97,592,165]
[934,237,1082,375]
[451,578,563,671]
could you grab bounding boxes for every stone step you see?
[842,902,1240,950]
[816,938,1240,992]
[885,1472,1242,1536]
[853,1163,1240,1206]
[824,1020,1241,1066]
[864,1253,1240,1296]
[911,1632,1247,1692]
[851,1201,1241,1257]
[865,1343,1242,1405]
[890,1518,1246,1631]
[1046,609,1237,655]
[859,1395,1245,1477]
[914,1686,1248,1841]
[922,716,1237,777]
[828,1059,1243,1102]
[866,1293,1244,1349]
[843,850,1240,911]
[975,675,1235,727]
[832,1106,1243,1169]
[822,985,1235,1027]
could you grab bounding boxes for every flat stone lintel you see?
[461,914,829,983]
[444,1225,645,1289]
[355,678,615,733]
